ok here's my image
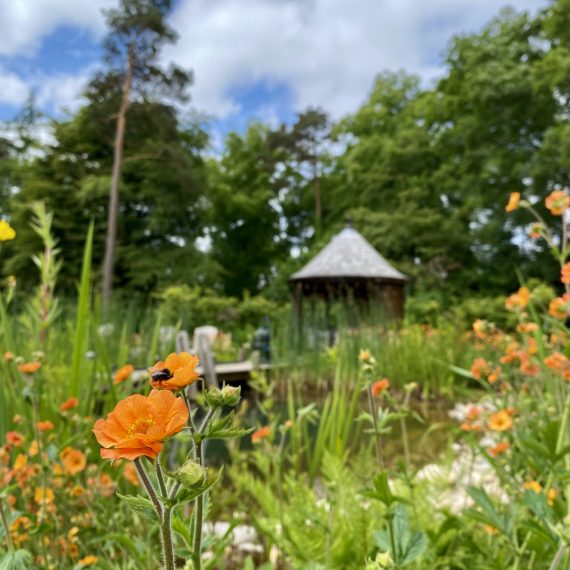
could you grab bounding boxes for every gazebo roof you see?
[289,227,407,283]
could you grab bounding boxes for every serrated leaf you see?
[116,493,157,520]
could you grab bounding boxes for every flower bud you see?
[176,461,206,488]
[221,385,241,406]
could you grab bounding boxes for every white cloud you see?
[165,0,549,119]
[0,68,29,106]
[0,0,112,57]
[36,66,97,114]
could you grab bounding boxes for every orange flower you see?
[489,441,510,457]
[113,364,134,385]
[18,361,41,374]
[123,462,140,486]
[34,486,54,504]
[545,352,570,371]
[561,263,570,284]
[470,357,489,379]
[549,296,569,320]
[500,342,520,364]
[93,390,188,461]
[29,440,39,457]
[488,366,502,384]
[252,426,271,444]
[149,352,200,391]
[505,192,520,212]
[36,421,54,431]
[371,378,390,397]
[545,189,570,216]
[60,447,86,475]
[3,351,14,361]
[359,349,372,362]
[488,410,513,432]
[547,489,557,506]
[78,556,98,567]
[472,319,488,339]
[523,480,542,494]
[505,287,530,311]
[529,223,544,240]
[5,431,24,446]
[60,397,79,412]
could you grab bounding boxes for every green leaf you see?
[116,492,157,520]
[0,550,33,570]
[361,472,397,507]
[203,413,253,440]
[172,515,193,549]
[466,487,506,533]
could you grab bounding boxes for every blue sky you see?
[0,0,550,139]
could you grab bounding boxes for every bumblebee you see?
[151,368,172,383]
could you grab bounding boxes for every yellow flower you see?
[78,556,98,567]
[0,220,16,241]
[34,486,55,504]
[523,480,542,494]
[488,410,513,432]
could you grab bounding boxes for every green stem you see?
[193,438,204,570]
[134,458,163,518]
[155,460,168,499]
[388,514,398,569]
[0,497,14,553]
[367,386,384,469]
[548,545,566,570]
[161,507,175,570]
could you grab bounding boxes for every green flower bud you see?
[221,385,241,406]
[176,461,206,488]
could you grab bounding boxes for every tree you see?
[98,0,192,308]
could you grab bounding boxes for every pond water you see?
[203,396,454,469]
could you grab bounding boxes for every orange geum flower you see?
[523,480,542,494]
[489,441,510,457]
[520,353,539,377]
[549,296,569,320]
[505,192,520,212]
[470,357,490,379]
[529,223,544,240]
[488,410,513,432]
[371,378,390,397]
[13,453,27,470]
[113,364,134,385]
[18,361,41,374]
[500,342,520,364]
[252,426,271,443]
[60,397,79,412]
[36,421,54,431]
[78,556,98,567]
[472,319,488,339]
[29,440,39,457]
[547,489,557,506]
[60,447,86,475]
[5,431,24,446]
[546,189,570,216]
[505,287,530,311]
[545,352,570,371]
[34,486,54,504]
[3,351,14,361]
[93,389,188,461]
[149,352,200,391]
[562,263,570,284]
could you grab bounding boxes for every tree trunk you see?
[102,46,134,309]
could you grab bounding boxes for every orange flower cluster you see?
[544,352,570,380]
[252,426,271,443]
[18,361,41,374]
[562,263,570,284]
[371,378,390,397]
[470,358,501,384]
[149,352,200,391]
[505,287,530,311]
[93,390,188,461]
[545,189,570,216]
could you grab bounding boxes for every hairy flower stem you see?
[367,386,384,469]
[161,506,175,570]
[134,458,163,518]
[0,498,14,552]
[549,545,566,570]
[193,407,215,570]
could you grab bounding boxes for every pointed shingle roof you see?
[290,227,407,282]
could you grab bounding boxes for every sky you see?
[0,0,551,137]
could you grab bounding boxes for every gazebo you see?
[289,226,407,330]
